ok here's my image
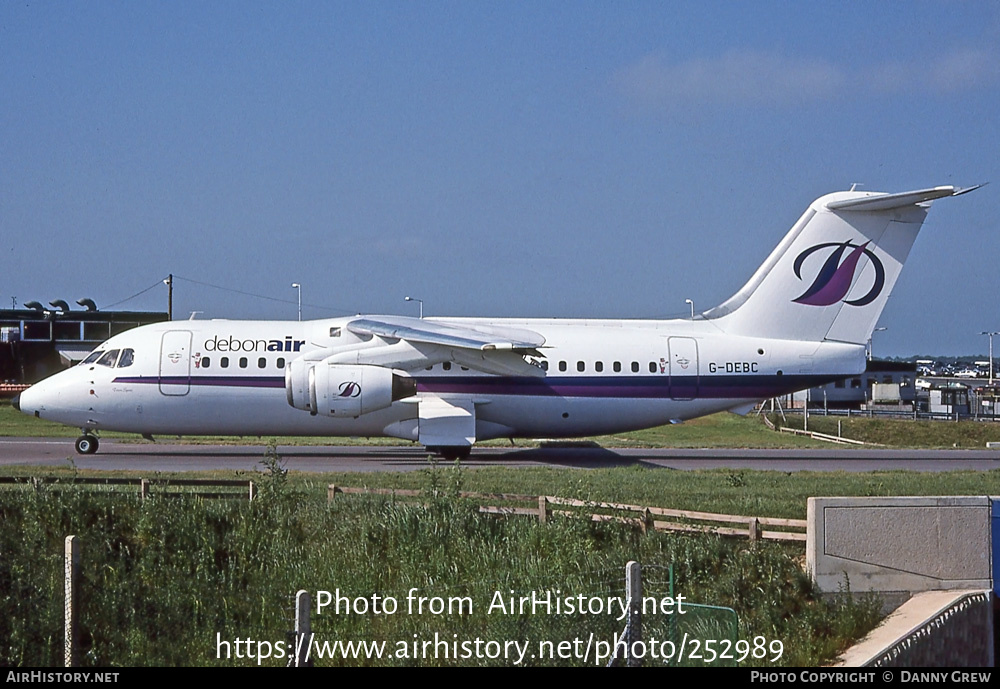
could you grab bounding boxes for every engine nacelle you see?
[285,358,316,412]
[292,362,415,417]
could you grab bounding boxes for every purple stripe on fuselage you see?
[415,374,838,400]
[114,373,841,399]
[114,376,285,388]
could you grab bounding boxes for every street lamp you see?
[163,274,173,320]
[868,327,887,361]
[981,331,998,386]
[291,283,301,321]
[404,296,423,319]
[685,299,694,318]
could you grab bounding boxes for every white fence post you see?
[294,590,311,667]
[64,535,79,668]
[626,561,642,667]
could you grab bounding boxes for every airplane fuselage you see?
[20,316,862,442]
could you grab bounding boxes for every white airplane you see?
[14,185,980,458]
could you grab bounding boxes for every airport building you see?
[781,359,1000,420]
[782,359,917,412]
[0,303,168,394]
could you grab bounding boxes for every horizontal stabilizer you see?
[826,185,983,212]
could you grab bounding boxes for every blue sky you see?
[3,2,998,356]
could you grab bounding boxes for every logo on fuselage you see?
[792,241,885,307]
[203,335,306,353]
[338,382,361,398]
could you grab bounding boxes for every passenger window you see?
[649,362,657,373]
[613,362,621,373]
[97,349,120,367]
[577,361,585,372]
[559,361,567,372]
[258,357,266,369]
[239,357,248,369]
[201,357,211,369]
[117,349,135,368]
[631,362,639,373]
[443,362,452,371]
[595,361,603,373]
[540,360,549,371]
[221,357,230,368]
[277,357,285,368]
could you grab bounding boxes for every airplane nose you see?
[11,393,19,412]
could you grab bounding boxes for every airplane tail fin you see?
[704,185,980,344]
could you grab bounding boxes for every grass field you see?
[4,459,999,667]
[0,459,929,667]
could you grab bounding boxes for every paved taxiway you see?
[2,438,1000,473]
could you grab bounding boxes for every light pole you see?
[163,274,173,320]
[291,283,301,321]
[982,331,998,385]
[868,327,887,361]
[685,299,694,318]
[404,296,423,319]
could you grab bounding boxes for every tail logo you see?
[792,241,885,307]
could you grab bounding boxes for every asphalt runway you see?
[2,437,1000,473]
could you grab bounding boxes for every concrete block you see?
[808,496,992,594]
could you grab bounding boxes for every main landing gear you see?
[75,434,99,455]
[430,446,471,461]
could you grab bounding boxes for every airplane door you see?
[159,331,192,396]
[668,337,699,400]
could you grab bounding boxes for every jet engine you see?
[286,359,415,417]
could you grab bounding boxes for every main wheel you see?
[436,446,471,461]
[75,435,99,455]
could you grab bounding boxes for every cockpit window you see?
[117,349,135,368]
[96,349,120,367]
[81,351,103,365]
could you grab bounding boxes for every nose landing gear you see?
[75,434,99,455]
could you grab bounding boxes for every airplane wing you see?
[306,315,550,377]
[347,316,546,353]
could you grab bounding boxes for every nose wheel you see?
[75,435,99,455]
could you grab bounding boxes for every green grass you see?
[782,413,1000,449]
[4,452,1000,666]
[0,461,890,667]
[5,461,1000,523]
